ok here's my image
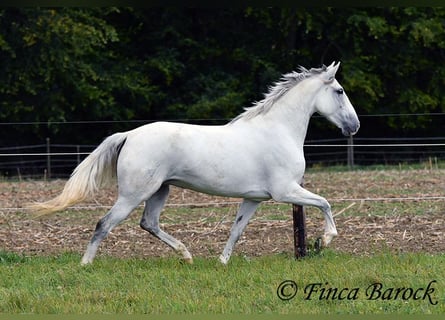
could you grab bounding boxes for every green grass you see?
[0,250,443,314]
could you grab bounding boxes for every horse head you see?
[314,62,360,136]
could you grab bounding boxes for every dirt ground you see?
[1,169,444,260]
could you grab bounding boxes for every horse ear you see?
[323,61,340,83]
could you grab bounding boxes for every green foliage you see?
[0,9,118,121]
[1,8,445,144]
[339,8,444,135]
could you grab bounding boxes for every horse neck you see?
[258,82,319,145]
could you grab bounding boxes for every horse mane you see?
[231,65,327,123]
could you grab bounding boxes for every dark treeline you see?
[1,7,444,146]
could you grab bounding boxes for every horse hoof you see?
[219,255,229,265]
[322,232,337,247]
[80,257,93,266]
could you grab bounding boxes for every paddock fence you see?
[304,136,445,168]
[0,135,445,179]
[1,113,445,178]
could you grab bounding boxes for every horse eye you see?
[336,88,344,95]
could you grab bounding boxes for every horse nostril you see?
[354,122,360,133]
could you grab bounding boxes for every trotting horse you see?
[31,62,360,265]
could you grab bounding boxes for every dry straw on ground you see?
[1,168,444,259]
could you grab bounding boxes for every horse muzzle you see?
[341,120,360,136]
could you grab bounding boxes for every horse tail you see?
[30,132,128,217]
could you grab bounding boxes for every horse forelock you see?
[231,65,327,123]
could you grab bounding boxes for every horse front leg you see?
[273,183,338,247]
[219,199,261,265]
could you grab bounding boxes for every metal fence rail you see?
[304,136,445,168]
[1,136,445,178]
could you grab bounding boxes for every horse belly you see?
[166,155,271,199]
[166,143,271,199]
[168,178,270,199]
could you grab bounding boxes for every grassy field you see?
[0,250,444,314]
[0,166,444,315]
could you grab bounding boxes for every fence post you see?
[46,137,51,179]
[292,181,306,258]
[347,135,354,169]
[76,145,80,165]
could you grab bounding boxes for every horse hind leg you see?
[81,195,140,265]
[140,184,193,264]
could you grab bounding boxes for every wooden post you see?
[46,137,51,179]
[76,145,81,165]
[292,181,306,258]
[347,135,354,169]
[292,203,306,258]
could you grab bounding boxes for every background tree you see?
[1,7,444,145]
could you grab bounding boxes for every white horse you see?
[31,61,359,265]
